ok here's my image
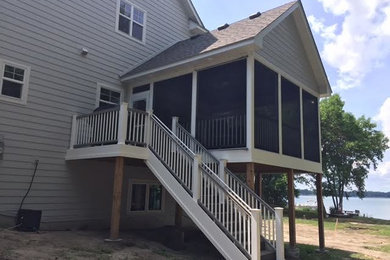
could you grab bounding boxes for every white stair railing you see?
[148,114,261,259]
[174,117,279,250]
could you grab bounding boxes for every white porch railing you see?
[69,104,148,149]
[69,104,285,260]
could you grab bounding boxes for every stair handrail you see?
[175,120,277,248]
[176,121,274,210]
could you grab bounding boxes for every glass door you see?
[130,91,150,111]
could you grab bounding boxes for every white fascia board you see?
[121,39,255,82]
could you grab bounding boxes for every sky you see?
[192,0,390,192]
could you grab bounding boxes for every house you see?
[0,0,331,259]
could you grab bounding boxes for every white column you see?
[69,114,78,149]
[300,88,304,159]
[251,209,262,260]
[275,207,285,260]
[278,74,283,154]
[246,55,255,150]
[192,154,202,201]
[191,71,198,137]
[117,102,129,144]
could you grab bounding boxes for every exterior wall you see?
[0,0,192,226]
[257,15,319,93]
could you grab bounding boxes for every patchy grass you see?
[288,207,390,238]
[297,244,373,260]
[364,244,390,254]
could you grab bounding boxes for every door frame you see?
[130,91,151,111]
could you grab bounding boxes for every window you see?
[128,182,163,212]
[96,84,121,108]
[116,0,146,42]
[0,60,30,104]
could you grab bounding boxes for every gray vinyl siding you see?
[0,0,191,225]
[258,15,319,92]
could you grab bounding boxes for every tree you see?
[262,174,302,207]
[320,94,388,212]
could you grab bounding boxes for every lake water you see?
[295,195,390,220]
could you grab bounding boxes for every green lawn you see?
[297,244,373,260]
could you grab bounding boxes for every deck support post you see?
[255,171,263,197]
[246,162,255,191]
[109,157,124,240]
[175,203,183,228]
[316,173,325,251]
[287,169,299,258]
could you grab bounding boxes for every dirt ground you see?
[285,223,390,260]
[1,223,389,259]
[0,227,223,260]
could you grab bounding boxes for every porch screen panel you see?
[197,59,246,149]
[303,90,320,162]
[281,78,301,158]
[153,74,192,130]
[254,61,279,153]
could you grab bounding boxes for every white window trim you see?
[115,0,147,44]
[0,59,31,105]
[127,179,165,214]
[96,83,123,108]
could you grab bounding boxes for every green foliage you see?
[262,174,299,207]
[320,94,389,211]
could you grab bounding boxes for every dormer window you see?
[116,0,146,42]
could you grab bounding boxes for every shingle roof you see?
[121,1,297,79]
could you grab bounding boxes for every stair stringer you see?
[146,150,247,260]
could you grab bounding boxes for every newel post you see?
[118,103,128,144]
[192,154,201,202]
[275,207,285,260]
[218,159,227,182]
[172,116,179,135]
[144,110,153,146]
[251,209,262,260]
[69,114,78,149]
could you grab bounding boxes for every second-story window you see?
[97,84,121,108]
[117,0,146,42]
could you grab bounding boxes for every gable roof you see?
[121,1,297,79]
[182,0,204,28]
[121,1,331,96]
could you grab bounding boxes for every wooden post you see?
[175,203,183,228]
[69,115,78,149]
[316,173,325,251]
[246,162,255,191]
[255,172,263,197]
[109,157,124,240]
[287,169,296,248]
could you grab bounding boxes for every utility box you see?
[16,209,42,232]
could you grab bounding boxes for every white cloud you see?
[375,97,390,139]
[310,0,390,90]
[371,99,390,178]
